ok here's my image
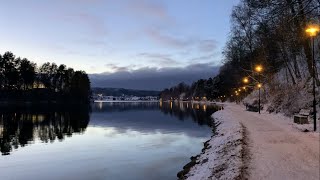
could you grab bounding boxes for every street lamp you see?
[255,65,263,114]
[243,77,249,84]
[306,25,319,131]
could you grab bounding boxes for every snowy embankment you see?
[179,104,246,180]
[179,103,319,180]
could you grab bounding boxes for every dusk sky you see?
[0,0,239,90]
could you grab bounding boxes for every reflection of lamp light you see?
[203,104,206,111]
[98,102,103,110]
[170,101,173,109]
[0,125,3,139]
[159,100,162,108]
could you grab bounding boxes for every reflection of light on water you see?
[196,104,200,110]
[179,102,184,111]
[191,103,194,109]
[98,102,103,110]
[170,101,173,109]
[203,104,206,112]
[32,115,45,122]
[186,103,189,108]
[159,101,162,108]
[0,125,3,138]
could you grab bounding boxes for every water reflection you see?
[93,101,217,127]
[0,102,219,180]
[0,107,90,155]
[159,101,216,126]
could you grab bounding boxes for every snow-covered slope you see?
[184,105,246,180]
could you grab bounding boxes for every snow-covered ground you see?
[184,103,320,180]
[185,104,245,180]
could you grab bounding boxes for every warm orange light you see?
[306,25,319,37]
[238,89,241,92]
[243,77,249,83]
[243,87,246,90]
[257,83,262,88]
[255,65,263,72]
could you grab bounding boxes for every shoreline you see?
[177,103,246,179]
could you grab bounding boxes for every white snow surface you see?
[185,103,320,180]
[185,104,244,180]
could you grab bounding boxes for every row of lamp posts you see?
[237,25,318,131]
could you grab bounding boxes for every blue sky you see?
[0,0,239,89]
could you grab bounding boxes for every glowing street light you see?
[243,77,249,84]
[306,25,319,131]
[255,65,263,73]
[255,65,263,114]
[306,26,319,37]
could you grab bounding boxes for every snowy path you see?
[226,104,320,180]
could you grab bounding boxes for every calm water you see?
[0,102,218,180]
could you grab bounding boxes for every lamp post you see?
[306,25,319,131]
[255,65,263,114]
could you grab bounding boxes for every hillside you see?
[92,87,160,97]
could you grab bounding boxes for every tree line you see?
[161,0,319,101]
[160,79,219,101]
[0,51,91,104]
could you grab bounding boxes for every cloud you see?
[137,53,179,66]
[89,63,220,90]
[145,29,219,54]
[145,28,192,48]
[126,0,173,24]
[104,63,136,72]
[128,0,168,19]
[198,40,218,53]
[58,10,107,39]
[189,52,219,63]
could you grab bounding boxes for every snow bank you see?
[181,106,245,180]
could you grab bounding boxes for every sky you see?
[0,0,239,90]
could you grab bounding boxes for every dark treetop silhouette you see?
[0,51,91,104]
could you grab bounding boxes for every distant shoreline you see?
[94,100,159,103]
[93,100,221,104]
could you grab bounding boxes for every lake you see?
[0,102,219,180]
